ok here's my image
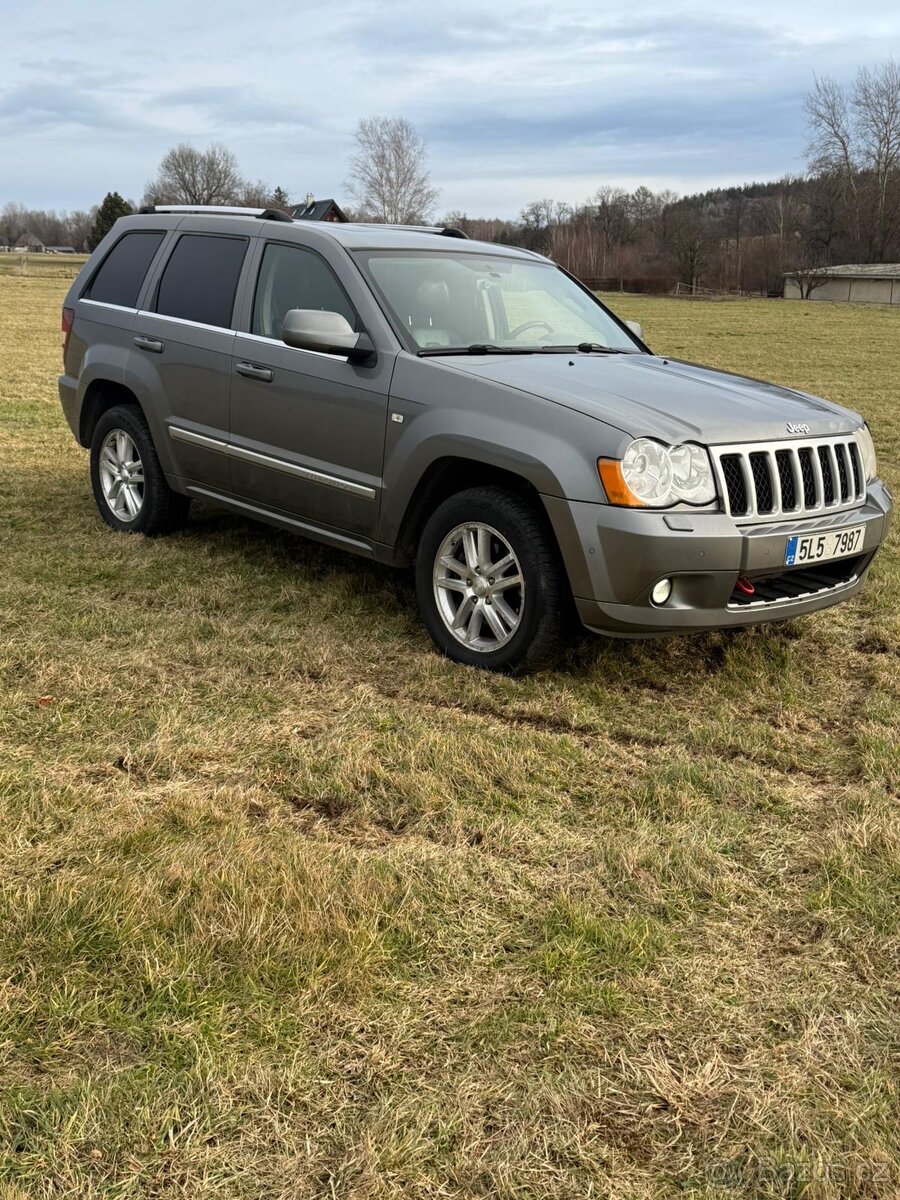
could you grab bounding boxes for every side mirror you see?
[282,309,370,359]
[624,319,644,341]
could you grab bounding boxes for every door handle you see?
[236,361,274,383]
[133,335,165,353]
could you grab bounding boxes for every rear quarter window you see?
[154,234,248,328]
[84,231,165,308]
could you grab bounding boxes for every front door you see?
[229,240,392,538]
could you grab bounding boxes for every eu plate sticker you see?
[785,536,798,566]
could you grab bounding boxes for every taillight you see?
[61,307,74,364]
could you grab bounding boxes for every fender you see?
[379,353,618,547]
[74,344,131,443]
[380,421,570,548]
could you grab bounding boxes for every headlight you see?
[621,438,673,504]
[668,443,716,504]
[858,424,877,482]
[598,438,716,508]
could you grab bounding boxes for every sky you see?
[2,0,899,218]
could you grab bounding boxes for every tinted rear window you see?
[154,234,248,328]
[85,231,165,308]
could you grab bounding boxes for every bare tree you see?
[785,263,830,300]
[519,199,572,255]
[805,172,847,260]
[234,178,275,208]
[519,199,554,248]
[761,177,809,276]
[0,202,29,247]
[665,206,711,291]
[805,61,900,259]
[346,117,439,224]
[143,143,244,206]
[589,186,631,278]
[0,202,99,250]
[65,210,95,252]
[806,75,860,255]
[853,60,900,259]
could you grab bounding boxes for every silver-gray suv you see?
[59,206,893,672]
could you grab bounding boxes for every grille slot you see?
[798,449,816,507]
[835,443,850,501]
[848,443,862,495]
[713,435,866,520]
[720,455,748,515]
[749,453,774,513]
[775,450,797,510]
[818,446,835,504]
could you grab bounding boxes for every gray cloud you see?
[0,83,145,133]
[157,85,314,131]
[2,0,899,214]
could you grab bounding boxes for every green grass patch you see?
[1,279,898,1196]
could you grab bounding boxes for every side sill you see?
[184,485,376,557]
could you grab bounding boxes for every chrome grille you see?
[711,434,866,521]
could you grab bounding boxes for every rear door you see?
[127,230,251,490]
[74,228,169,395]
[228,239,394,538]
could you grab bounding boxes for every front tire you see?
[90,405,190,536]
[415,486,570,673]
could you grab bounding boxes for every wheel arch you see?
[79,379,146,448]
[394,456,551,564]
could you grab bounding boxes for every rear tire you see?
[415,486,570,673]
[90,405,190,536]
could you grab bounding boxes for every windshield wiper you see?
[417,342,637,358]
[417,343,540,357]
[541,342,632,354]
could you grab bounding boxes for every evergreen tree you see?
[270,186,291,211]
[89,192,133,250]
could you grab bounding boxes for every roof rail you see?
[138,204,293,223]
[347,222,469,239]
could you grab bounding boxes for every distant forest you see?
[445,169,897,296]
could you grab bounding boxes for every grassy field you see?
[0,254,89,280]
[0,269,898,1199]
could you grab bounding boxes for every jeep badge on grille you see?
[786,422,811,435]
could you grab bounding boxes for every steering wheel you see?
[508,320,554,341]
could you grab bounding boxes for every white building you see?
[784,264,900,304]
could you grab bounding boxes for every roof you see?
[15,232,44,247]
[120,209,542,258]
[306,223,541,257]
[118,208,542,260]
[784,263,900,280]
[291,198,349,222]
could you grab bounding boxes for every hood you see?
[438,352,861,445]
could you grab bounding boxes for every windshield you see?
[356,250,641,354]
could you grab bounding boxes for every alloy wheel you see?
[432,521,525,651]
[98,429,145,523]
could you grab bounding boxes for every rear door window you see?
[84,231,165,308]
[154,234,248,328]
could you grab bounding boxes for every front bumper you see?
[545,481,893,637]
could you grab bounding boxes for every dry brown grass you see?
[0,272,898,1197]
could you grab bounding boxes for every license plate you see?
[785,525,864,566]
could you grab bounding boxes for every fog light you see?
[651,578,672,606]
